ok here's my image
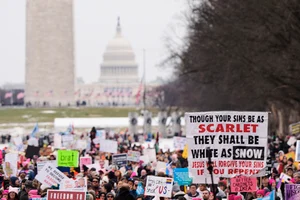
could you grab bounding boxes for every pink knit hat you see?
[234,195,242,200]
[2,190,8,195]
[229,194,236,200]
[269,179,275,185]
[28,190,38,195]
[256,189,265,196]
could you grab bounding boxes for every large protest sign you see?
[112,154,127,166]
[285,184,300,200]
[80,157,92,170]
[173,168,193,186]
[35,163,68,187]
[185,111,268,182]
[37,160,57,173]
[57,150,79,167]
[230,176,257,192]
[60,177,87,191]
[100,140,117,153]
[173,137,187,150]
[127,151,140,162]
[145,176,173,197]
[47,190,86,200]
[3,153,18,177]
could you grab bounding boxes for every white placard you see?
[295,140,300,162]
[185,111,268,182]
[140,155,150,164]
[54,134,62,148]
[100,140,117,153]
[35,162,68,187]
[145,176,173,197]
[127,151,141,162]
[143,149,156,162]
[37,160,57,173]
[173,137,186,150]
[60,177,87,191]
[156,161,167,173]
[3,153,18,177]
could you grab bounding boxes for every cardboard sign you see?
[25,145,40,159]
[57,150,79,167]
[127,151,140,162]
[185,111,268,182]
[100,140,117,153]
[156,161,167,173]
[145,176,173,197]
[173,137,187,150]
[230,176,257,192]
[285,184,300,200]
[143,149,157,162]
[112,154,127,166]
[60,177,87,191]
[35,162,68,187]
[80,157,92,170]
[37,160,57,173]
[3,153,18,177]
[173,168,193,186]
[47,190,86,200]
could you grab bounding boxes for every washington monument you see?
[25,0,75,106]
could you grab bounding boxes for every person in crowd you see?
[172,184,185,199]
[184,184,202,200]
[115,184,135,200]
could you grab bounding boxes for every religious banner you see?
[185,111,268,182]
[173,137,187,150]
[285,184,300,200]
[112,154,127,166]
[145,176,173,197]
[230,176,257,192]
[127,151,140,162]
[57,150,79,167]
[47,190,86,200]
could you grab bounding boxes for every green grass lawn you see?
[0,107,159,124]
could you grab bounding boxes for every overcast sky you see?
[0,0,187,86]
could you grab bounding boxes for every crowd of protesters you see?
[0,128,298,200]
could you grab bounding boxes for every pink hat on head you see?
[130,172,137,178]
[269,179,275,185]
[30,195,41,198]
[3,190,8,195]
[28,190,38,196]
[229,194,235,200]
[234,195,242,200]
[256,189,265,196]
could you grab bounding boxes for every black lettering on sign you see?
[233,146,264,160]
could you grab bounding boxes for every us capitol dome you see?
[75,18,156,107]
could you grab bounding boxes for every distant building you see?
[75,19,157,107]
[25,0,75,107]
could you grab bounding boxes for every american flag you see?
[4,92,12,99]
[17,92,25,99]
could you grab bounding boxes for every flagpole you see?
[143,49,146,111]
[10,90,13,106]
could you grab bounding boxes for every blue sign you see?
[173,168,193,186]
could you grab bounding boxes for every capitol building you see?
[75,19,156,107]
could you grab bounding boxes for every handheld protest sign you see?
[57,150,79,167]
